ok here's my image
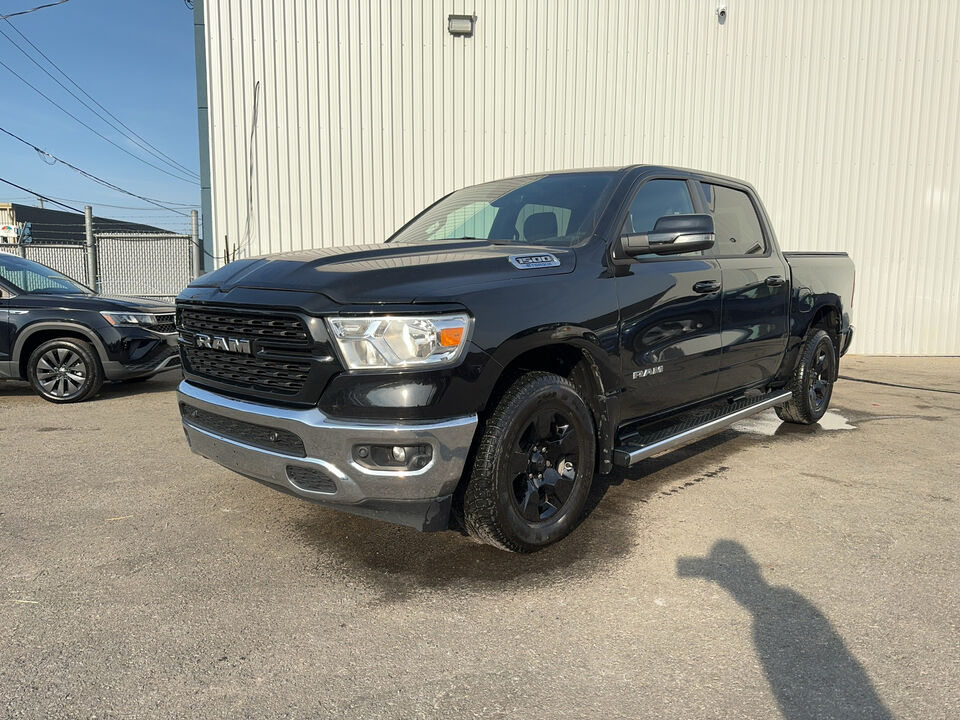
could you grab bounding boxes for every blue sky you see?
[0,0,199,232]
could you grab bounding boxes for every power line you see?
[2,18,200,180]
[0,176,80,212]
[2,195,198,211]
[0,125,192,217]
[0,57,199,185]
[0,129,222,261]
[0,0,70,20]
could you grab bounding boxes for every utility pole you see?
[84,206,98,292]
[190,209,201,280]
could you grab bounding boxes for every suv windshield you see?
[0,252,92,295]
[390,171,618,247]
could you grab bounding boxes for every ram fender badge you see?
[633,365,664,379]
[509,253,561,270]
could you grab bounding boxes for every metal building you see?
[192,0,960,355]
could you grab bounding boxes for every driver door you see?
[615,178,723,420]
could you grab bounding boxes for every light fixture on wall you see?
[448,14,476,37]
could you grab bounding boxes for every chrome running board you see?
[612,391,793,467]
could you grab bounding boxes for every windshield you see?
[0,252,92,295]
[389,171,618,247]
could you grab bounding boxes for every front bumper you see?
[177,381,478,531]
[102,331,180,380]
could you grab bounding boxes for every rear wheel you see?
[776,329,836,424]
[462,371,596,552]
[27,338,104,404]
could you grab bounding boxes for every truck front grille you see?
[179,307,307,340]
[176,304,339,404]
[181,346,311,395]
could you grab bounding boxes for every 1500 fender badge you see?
[509,253,561,269]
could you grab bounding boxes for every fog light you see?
[353,444,432,471]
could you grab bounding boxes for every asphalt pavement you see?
[1,356,958,719]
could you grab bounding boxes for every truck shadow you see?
[677,540,893,720]
[293,429,753,602]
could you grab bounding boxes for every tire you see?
[27,338,104,404]
[775,329,837,424]
[463,371,596,552]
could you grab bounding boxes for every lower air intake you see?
[286,466,338,494]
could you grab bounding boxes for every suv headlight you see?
[326,313,473,370]
[100,311,157,327]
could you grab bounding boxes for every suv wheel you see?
[28,338,104,404]
[462,371,596,552]
[775,329,837,424]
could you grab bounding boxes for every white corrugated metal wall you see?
[197,0,960,355]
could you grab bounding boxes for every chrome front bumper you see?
[177,381,478,531]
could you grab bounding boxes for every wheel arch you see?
[483,336,616,475]
[14,322,108,379]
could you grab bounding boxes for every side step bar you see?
[612,391,793,467]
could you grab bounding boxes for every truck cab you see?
[176,165,854,551]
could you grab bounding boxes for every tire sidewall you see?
[28,338,101,404]
[799,331,836,421]
[491,381,596,548]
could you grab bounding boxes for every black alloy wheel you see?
[462,371,596,552]
[776,329,837,425]
[509,408,582,522]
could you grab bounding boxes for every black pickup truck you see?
[176,165,854,552]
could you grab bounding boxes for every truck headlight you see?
[326,313,473,370]
[100,311,157,327]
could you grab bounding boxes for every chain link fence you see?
[96,234,195,300]
[0,231,199,301]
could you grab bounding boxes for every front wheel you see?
[27,338,104,403]
[462,371,596,552]
[776,329,837,424]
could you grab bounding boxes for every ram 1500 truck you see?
[176,165,854,552]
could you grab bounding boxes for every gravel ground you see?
[1,356,958,719]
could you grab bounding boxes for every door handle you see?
[692,280,721,294]
[765,275,786,287]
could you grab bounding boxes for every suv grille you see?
[176,305,333,402]
[152,313,176,334]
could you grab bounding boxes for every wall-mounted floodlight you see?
[448,14,476,37]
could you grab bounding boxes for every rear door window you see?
[702,184,766,256]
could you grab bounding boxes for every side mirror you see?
[619,214,715,258]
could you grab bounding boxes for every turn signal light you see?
[439,327,464,347]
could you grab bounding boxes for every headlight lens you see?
[100,311,157,327]
[326,313,472,370]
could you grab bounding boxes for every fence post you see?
[84,206,99,292]
[190,209,201,280]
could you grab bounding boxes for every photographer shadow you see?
[677,541,892,720]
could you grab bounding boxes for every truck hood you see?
[189,240,577,304]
